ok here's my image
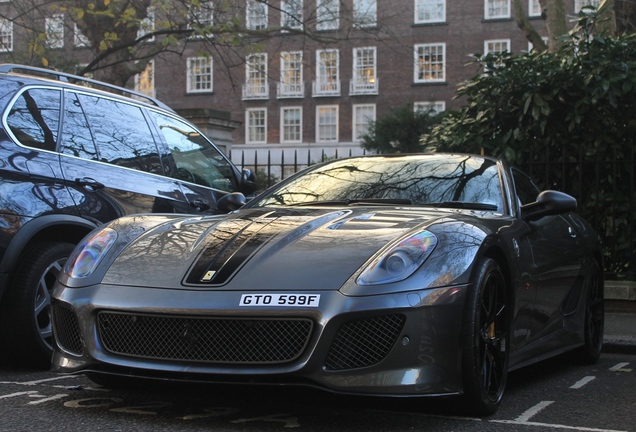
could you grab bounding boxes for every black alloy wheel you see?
[0,242,75,368]
[460,258,510,416]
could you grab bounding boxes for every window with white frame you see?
[414,43,445,83]
[353,104,375,142]
[247,0,268,30]
[134,61,155,98]
[246,108,267,143]
[279,51,303,97]
[281,0,303,30]
[46,14,64,49]
[315,49,339,96]
[74,24,89,47]
[484,0,510,19]
[138,11,155,42]
[316,105,338,142]
[188,1,214,37]
[415,0,446,24]
[414,101,446,114]
[354,0,377,28]
[485,39,510,55]
[187,57,213,93]
[529,0,541,17]
[244,53,268,99]
[574,0,600,13]
[0,19,13,52]
[317,0,339,31]
[351,47,377,95]
[281,107,302,143]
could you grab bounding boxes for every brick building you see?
[0,0,598,174]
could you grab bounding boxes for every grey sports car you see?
[51,154,604,415]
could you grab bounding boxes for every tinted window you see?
[512,169,541,205]
[149,111,238,192]
[78,94,162,174]
[60,92,98,160]
[254,155,504,211]
[6,88,61,151]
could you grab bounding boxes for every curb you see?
[605,280,636,301]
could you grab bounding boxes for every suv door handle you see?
[75,177,105,190]
[190,199,211,212]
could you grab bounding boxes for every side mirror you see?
[520,190,577,221]
[240,169,257,195]
[217,192,246,213]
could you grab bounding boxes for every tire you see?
[460,258,510,416]
[0,241,75,369]
[573,260,604,364]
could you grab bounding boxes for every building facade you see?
[0,0,599,175]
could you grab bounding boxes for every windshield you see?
[252,155,504,212]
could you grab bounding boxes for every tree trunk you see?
[512,0,548,51]
[539,0,568,52]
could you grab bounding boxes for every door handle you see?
[75,177,105,190]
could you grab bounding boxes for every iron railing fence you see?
[235,148,635,280]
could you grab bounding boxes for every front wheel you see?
[460,258,510,416]
[0,242,75,369]
[573,260,604,364]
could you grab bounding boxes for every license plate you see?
[239,293,320,307]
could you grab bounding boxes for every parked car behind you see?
[0,64,253,368]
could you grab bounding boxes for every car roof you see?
[0,63,174,113]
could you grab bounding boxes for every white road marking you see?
[570,376,596,389]
[28,394,69,405]
[609,362,631,372]
[515,400,554,422]
[491,419,627,432]
[0,391,38,400]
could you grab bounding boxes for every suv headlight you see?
[357,231,437,285]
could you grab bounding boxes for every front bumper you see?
[52,283,468,397]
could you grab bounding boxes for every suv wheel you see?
[0,242,75,369]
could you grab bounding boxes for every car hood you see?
[102,207,451,290]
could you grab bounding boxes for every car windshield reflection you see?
[252,154,504,212]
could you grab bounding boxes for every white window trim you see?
[281,0,303,30]
[415,0,446,24]
[280,106,303,144]
[0,18,14,52]
[46,14,65,49]
[352,104,376,143]
[484,0,511,19]
[574,0,600,13]
[315,105,339,143]
[247,0,268,30]
[278,51,304,98]
[134,60,155,98]
[528,0,541,17]
[414,101,446,114]
[317,0,339,31]
[186,57,213,94]
[314,49,340,96]
[414,43,446,83]
[246,108,268,144]
[351,46,378,95]
[484,39,511,55]
[353,0,377,28]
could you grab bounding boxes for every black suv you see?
[0,64,253,368]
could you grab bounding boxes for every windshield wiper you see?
[292,198,412,207]
[420,201,499,211]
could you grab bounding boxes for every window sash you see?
[414,44,445,82]
[415,0,445,23]
[187,57,213,93]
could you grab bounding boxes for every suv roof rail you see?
[0,63,174,112]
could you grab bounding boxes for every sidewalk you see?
[603,281,636,354]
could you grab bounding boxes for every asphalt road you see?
[0,352,634,431]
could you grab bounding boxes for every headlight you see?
[357,231,437,285]
[65,227,118,278]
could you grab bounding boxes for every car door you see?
[512,169,583,342]
[146,110,241,214]
[59,91,189,222]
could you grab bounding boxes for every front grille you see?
[324,314,405,371]
[97,312,313,364]
[52,303,84,355]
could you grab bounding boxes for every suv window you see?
[60,91,99,160]
[6,88,61,152]
[77,93,163,174]
[150,110,238,193]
